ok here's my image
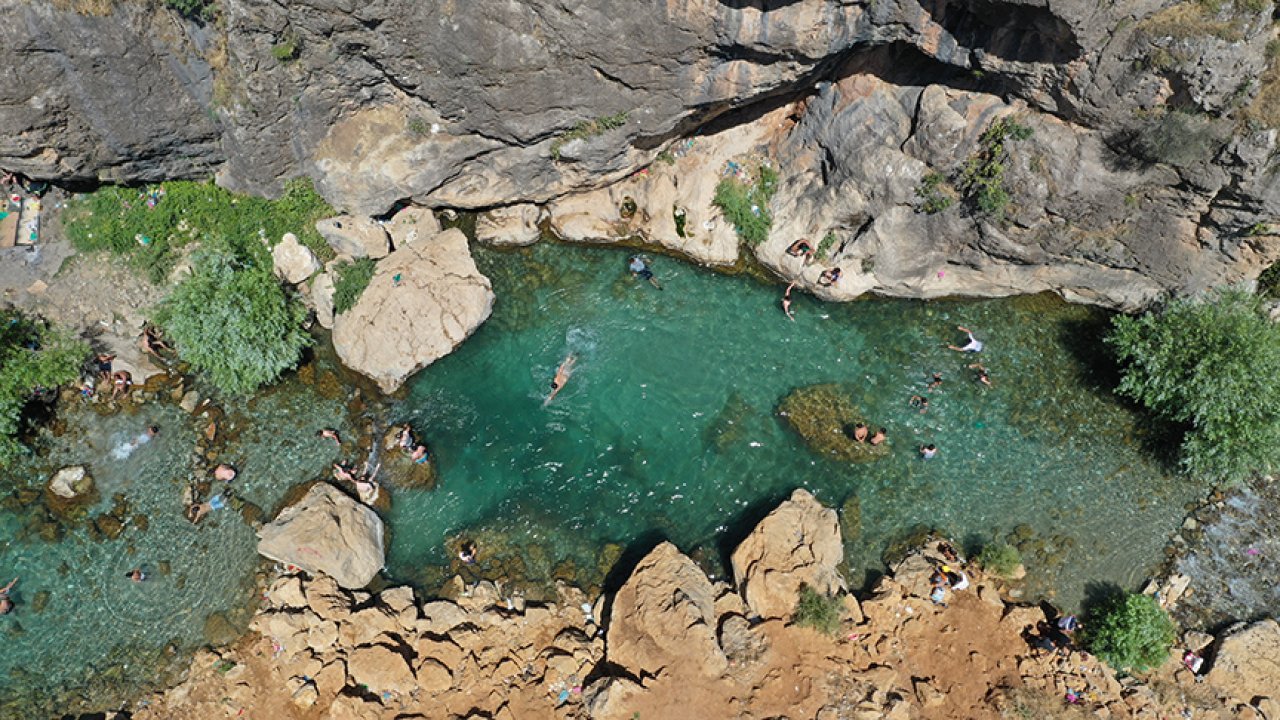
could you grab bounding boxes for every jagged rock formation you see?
[3,0,1278,308]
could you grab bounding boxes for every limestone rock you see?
[583,676,644,720]
[476,204,542,246]
[346,644,417,695]
[730,488,846,619]
[266,576,308,609]
[256,483,386,589]
[416,657,453,695]
[1206,618,1280,702]
[312,271,337,330]
[384,206,441,249]
[332,228,494,393]
[606,542,727,679]
[271,233,320,284]
[48,466,93,500]
[316,216,391,259]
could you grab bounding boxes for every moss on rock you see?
[777,383,889,463]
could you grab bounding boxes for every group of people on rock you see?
[928,542,970,607]
[82,326,173,401]
[784,239,842,287]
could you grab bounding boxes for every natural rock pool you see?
[0,241,1203,715]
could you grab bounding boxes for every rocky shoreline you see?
[117,489,1276,720]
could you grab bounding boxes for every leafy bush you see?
[1085,592,1176,672]
[164,0,215,21]
[1107,287,1280,484]
[957,118,1033,221]
[332,258,377,315]
[154,240,310,396]
[1,312,88,466]
[271,39,299,62]
[1258,261,1280,299]
[816,231,838,260]
[713,163,779,246]
[977,542,1023,579]
[549,111,630,160]
[793,585,843,635]
[64,179,335,282]
[916,172,957,214]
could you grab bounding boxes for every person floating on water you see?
[317,428,342,446]
[869,427,886,445]
[785,239,815,265]
[628,256,663,290]
[927,373,943,391]
[125,568,147,583]
[782,281,796,321]
[0,577,17,615]
[948,325,984,353]
[920,444,938,459]
[544,354,577,406]
[969,363,993,386]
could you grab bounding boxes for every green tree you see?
[1085,592,1176,672]
[0,312,88,466]
[1106,287,1280,484]
[154,241,309,396]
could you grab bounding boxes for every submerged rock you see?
[256,483,385,589]
[48,466,93,500]
[332,228,495,393]
[731,488,846,619]
[777,383,890,463]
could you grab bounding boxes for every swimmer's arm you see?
[0,577,16,594]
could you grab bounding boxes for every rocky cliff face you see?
[2,0,1278,307]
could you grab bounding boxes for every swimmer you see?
[909,395,929,413]
[316,428,342,446]
[411,444,430,464]
[785,239,815,264]
[869,427,886,445]
[948,325,984,353]
[544,354,577,406]
[125,568,147,583]
[458,541,478,565]
[213,464,237,482]
[920,444,937,459]
[188,493,228,524]
[0,577,17,615]
[111,425,159,460]
[968,363,993,386]
[817,267,842,287]
[927,373,943,391]
[627,256,663,290]
[332,463,357,484]
[782,282,796,321]
[852,422,869,443]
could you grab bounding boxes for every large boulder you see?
[316,215,391,259]
[332,228,494,393]
[731,488,845,619]
[256,483,385,589]
[1206,618,1280,703]
[48,466,93,500]
[271,232,320,284]
[605,542,726,679]
[476,204,542,247]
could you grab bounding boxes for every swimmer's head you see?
[551,381,559,389]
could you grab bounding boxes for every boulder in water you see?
[777,383,890,463]
[257,483,385,589]
[731,488,846,619]
[48,466,93,499]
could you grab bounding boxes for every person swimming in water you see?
[927,373,943,391]
[213,464,237,482]
[852,422,869,443]
[969,363,993,386]
[125,568,147,583]
[920,444,938,459]
[628,256,663,290]
[948,325,984,353]
[544,355,577,406]
[111,425,159,460]
[0,577,18,615]
[869,427,886,445]
[910,395,929,413]
[317,428,341,446]
[782,281,796,321]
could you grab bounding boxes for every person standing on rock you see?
[545,355,577,406]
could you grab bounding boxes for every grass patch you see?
[64,178,335,283]
[271,38,299,62]
[793,585,843,636]
[332,258,377,315]
[957,117,1033,221]
[549,111,629,161]
[713,161,779,246]
[977,542,1023,579]
[0,312,88,467]
[1137,1,1243,42]
[816,231,838,260]
[915,171,956,214]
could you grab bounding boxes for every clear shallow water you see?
[387,242,1201,605]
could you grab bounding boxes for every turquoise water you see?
[0,240,1204,715]
[386,242,1200,603]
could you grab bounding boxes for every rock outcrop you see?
[270,232,319,284]
[331,228,494,392]
[1206,618,1280,707]
[316,216,391,259]
[605,542,727,680]
[731,488,845,619]
[256,483,385,589]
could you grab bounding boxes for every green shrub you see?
[1107,287,1280,484]
[1085,592,1176,672]
[332,258,377,315]
[916,172,956,214]
[977,542,1023,579]
[713,162,778,246]
[816,231,838,260]
[957,117,1033,221]
[793,585,843,635]
[271,39,299,62]
[1258,261,1280,299]
[0,312,87,467]
[164,0,215,21]
[549,111,629,160]
[64,178,335,283]
[154,240,310,396]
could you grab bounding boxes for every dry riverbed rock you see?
[256,483,385,589]
[731,488,845,619]
[332,228,494,393]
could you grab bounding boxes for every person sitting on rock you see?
[396,424,416,451]
[785,239,815,264]
[95,353,115,380]
[411,444,430,464]
[458,541,478,565]
[111,370,132,399]
[139,326,170,357]
[850,422,869,443]
[817,267,842,286]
